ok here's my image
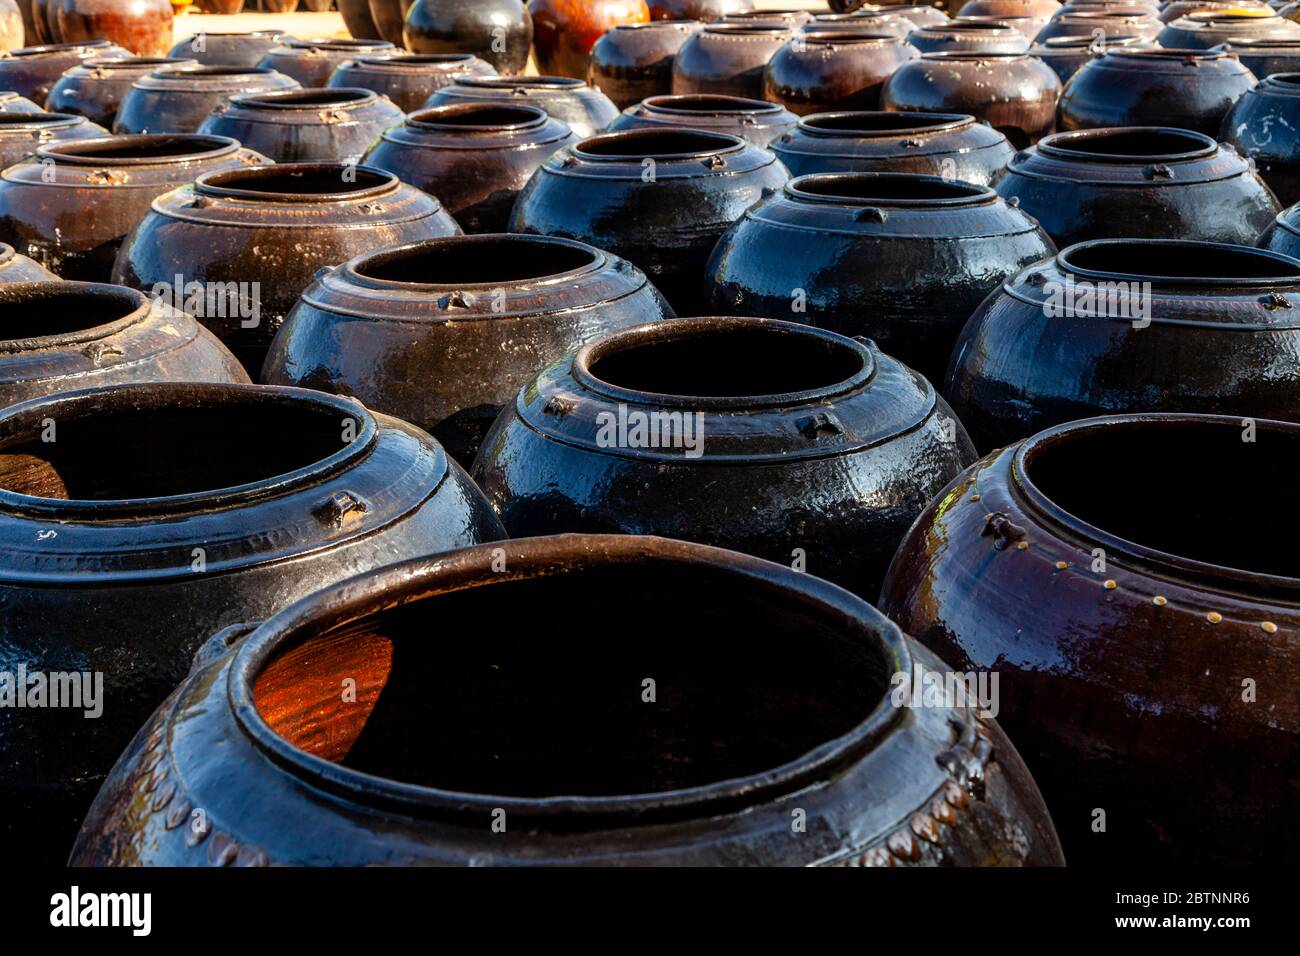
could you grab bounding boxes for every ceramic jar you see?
[1259,199,1300,255]
[908,19,1031,51]
[807,12,914,40]
[648,0,751,17]
[608,92,797,146]
[1158,10,1300,47]
[0,40,128,102]
[1223,37,1300,78]
[763,32,919,115]
[0,92,42,112]
[1034,9,1162,40]
[1028,33,1141,83]
[327,52,497,113]
[0,242,53,282]
[723,8,813,27]
[165,30,286,68]
[0,110,105,168]
[879,4,952,28]
[47,56,193,128]
[529,0,651,79]
[114,65,301,135]
[256,38,395,88]
[367,0,405,45]
[672,22,792,99]
[338,0,383,41]
[588,20,700,109]
[54,0,172,58]
[403,0,534,75]
[1160,0,1271,20]
[1222,73,1300,206]
[422,75,619,138]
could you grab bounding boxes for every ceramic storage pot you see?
[0,242,53,282]
[1259,200,1300,255]
[588,20,700,109]
[763,32,919,115]
[723,8,812,27]
[421,75,620,138]
[879,4,952,28]
[945,239,1300,449]
[704,173,1055,385]
[328,53,496,113]
[508,128,789,316]
[959,0,1062,21]
[257,38,395,89]
[472,319,978,599]
[367,0,404,45]
[907,19,1030,51]
[402,0,534,76]
[338,0,383,41]
[114,65,301,135]
[1028,33,1142,84]
[165,30,286,68]
[1160,0,1271,20]
[198,88,405,165]
[671,22,792,99]
[1222,37,1300,78]
[53,0,173,58]
[807,12,914,40]
[71,533,1063,867]
[0,133,268,281]
[112,163,461,376]
[263,234,673,465]
[0,40,128,102]
[0,380,504,865]
[994,126,1280,246]
[362,103,576,234]
[1034,9,1162,40]
[607,92,797,146]
[529,0,651,80]
[0,110,104,168]
[880,412,1300,864]
[0,91,42,112]
[648,0,751,18]
[957,14,1052,38]
[0,0,21,51]
[47,56,193,128]
[769,110,1014,183]
[1222,73,1300,207]
[1158,10,1300,47]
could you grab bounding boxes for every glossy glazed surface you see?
[588,20,700,109]
[1222,36,1300,78]
[1034,9,1161,39]
[0,110,105,169]
[1222,73,1300,207]
[672,22,792,98]
[114,64,301,134]
[47,56,192,127]
[338,0,382,41]
[165,30,286,68]
[908,19,1030,51]
[530,0,650,79]
[0,40,128,102]
[1158,10,1300,47]
[648,0,751,17]
[422,75,619,138]
[608,92,797,146]
[403,0,534,75]
[328,52,496,113]
[257,37,395,88]
[764,32,919,115]
[1028,32,1141,83]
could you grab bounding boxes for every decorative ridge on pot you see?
[1017,126,1224,175]
[608,92,797,145]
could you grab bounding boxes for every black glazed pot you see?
[257,37,395,88]
[945,239,1300,450]
[112,163,461,376]
[588,20,701,109]
[114,65,301,135]
[671,22,792,99]
[1034,8,1162,39]
[472,318,978,600]
[1058,47,1257,137]
[907,19,1030,51]
[264,234,673,465]
[1028,32,1141,83]
[422,75,620,139]
[0,380,504,865]
[0,39,128,102]
[1158,10,1300,47]
[327,52,497,113]
[1222,73,1300,207]
[403,0,534,76]
[1223,36,1300,78]
[165,30,287,68]
[0,110,105,169]
[607,92,797,146]
[704,173,1055,385]
[198,88,405,165]
[46,56,193,128]
[1259,200,1300,256]
[362,103,576,234]
[0,133,268,281]
[71,533,1063,867]
[763,32,919,115]
[509,128,789,316]
[769,110,1014,182]
[994,126,1280,247]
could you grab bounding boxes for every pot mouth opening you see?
[788,171,996,205]
[83,56,188,70]
[918,50,1029,59]
[0,111,83,130]
[574,128,745,160]
[797,110,974,135]
[1264,71,1300,85]
[1056,238,1300,285]
[931,20,1020,31]
[640,93,780,116]
[456,75,585,90]
[8,40,113,58]
[574,318,874,410]
[407,102,547,130]
[702,23,793,35]
[233,535,907,823]
[182,30,283,39]
[284,37,394,50]
[1061,9,1154,17]
[1223,36,1300,47]
[726,8,807,19]
[39,133,240,164]
[230,87,375,109]
[1038,126,1216,161]
[349,235,602,289]
[799,31,900,43]
[0,281,146,350]
[154,65,280,79]
[1107,47,1228,59]
[614,20,699,30]
[1036,33,1141,47]
[195,163,396,202]
[1189,10,1277,21]
[0,383,375,518]
[362,53,475,66]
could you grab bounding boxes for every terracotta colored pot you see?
[648,0,750,17]
[1028,32,1141,83]
[908,18,1031,50]
[0,0,22,52]
[770,110,1014,183]
[608,92,796,145]
[509,128,788,315]
[166,30,286,67]
[0,110,105,168]
[807,12,914,39]
[114,65,301,134]
[362,103,575,234]
[882,51,1062,147]
[473,319,977,598]
[40,0,57,40]
[257,37,394,88]
[1034,8,1162,39]
[705,173,1055,386]
[1225,73,1300,206]
[880,412,1300,864]
[0,133,268,280]
[946,239,1300,450]
[0,40,128,102]
[588,20,700,109]
[0,242,52,281]
[1223,36,1300,77]
[198,88,405,165]
[46,56,191,127]
[327,52,496,112]
[403,0,534,75]
[0,380,502,865]
[338,0,382,40]
[55,0,173,58]
[263,0,298,10]
[671,22,792,98]
[1157,9,1300,46]
[422,75,619,138]
[994,126,1279,246]
[264,234,673,464]
[530,0,650,79]
[764,32,919,115]
[1160,0,1270,22]
[303,0,332,10]
[71,532,1063,867]
[112,163,462,375]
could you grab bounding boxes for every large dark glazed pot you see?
[907,19,1030,51]
[1158,10,1300,47]
[47,56,192,128]
[649,0,751,16]
[769,110,1014,183]
[403,0,533,76]
[1059,47,1257,136]
[509,128,788,315]
[114,65,301,134]
[1259,200,1300,255]
[328,52,496,113]
[54,0,172,58]
[529,0,650,80]
[264,234,673,465]
[0,380,504,865]
[71,533,1063,868]
[880,412,1300,864]
[608,92,796,146]
[367,0,403,45]
[112,163,461,376]
[422,75,619,138]
[705,173,1054,385]
[0,133,268,281]
[882,51,1062,147]
[1223,36,1300,78]
[1033,9,1161,40]
[0,40,128,102]
[198,88,405,165]
[588,20,700,109]
[671,22,792,99]
[1028,33,1141,83]
[763,32,919,115]
[338,0,383,41]
[473,319,978,599]
[362,103,576,234]
[1222,73,1300,207]
[257,37,395,88]
[946,239,1300,450]
[0,110,104,168]
[807,12,913,40]
[165,30,286,68]
[956,14,1052,39]
[994,126,1279,246]
[0,242,53,282]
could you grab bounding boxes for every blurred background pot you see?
[648,0,751,17]
[908,19,1030,50]
[422,75,618,138]
[0,40,128,102]
[1159,0,1271,20]
[114,65,301,134]
[47,56,192,127]
[0,110,104,168]
[588,20,699,109]
[878,4,951,28]
[166,30,286,68]
[608,92,796,145]
[1033,8,1162,40]
[0,242,51,282]
[672,22,792,98]
[1222,73,1300,206]
[1028,32,1141,83]
[366,0,403,45]
[0,91,41,112]
[264,234,673,465]
[54,0,173,58]
[1158,10,1300,47]
[763,32,919,115]
[509,128,788,315]
[994,126,1279,246]
[328,52,495,112]
[1222,36,1300,77]
[959,0,1061,21]
[403,0,533,75]
[956,14,1052,38]
[807,11,913,39]
[530,0,650,79]
[257,37,394,88]
[0,380,503,865]
[723,7,812,27]
[338,0,383,40]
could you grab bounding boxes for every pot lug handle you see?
[190,620,261,673]
[312,264,337,282]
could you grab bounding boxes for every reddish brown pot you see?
[328,52,495,112]
[338,0,382,40]
[199,0,246,12]
[588,20,700,109]
[648,0,750,18]
[55,0,172,57]
[0,40,128,102]
[263,0,298,10]
[764,32,919,115]
[421,74,619,138]
[529,0,650,79]
[672,22,791,98]
[256,36,395,88]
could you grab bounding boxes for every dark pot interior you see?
[409,103,546,128]
[643,93,780,115]
[0,282,141,343]
[576,128,740,158]
[799,111,971,134]
[1042,127,1215,160]
[41,134,238,163]
[1059,240,1300,283]
[789,172,992,204]
[196,164,395,200]
[353,236,598,286]
[233,88,375,108]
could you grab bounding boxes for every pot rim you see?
[0,280,147,353]
[80,56,192,71]
[37,133,243,166]
[1101,45,1238,60]
[573,127,747,161]
[611,19,702,30]
[786,171,998,207]
[406,101,549,132]
[1055,237,1300,286]
[0,111,86,132]
[639,93,784,117]
[453,75,587,90]
[1033,32,1142,48]
[1260,70,1300,87]
[1187,9,1279,21]
[917,49,1033,59]
[227,87,378,110]
[194,162,399,203]
[2,40,115,59]
[176,30,285,39]
[227,533,912,823]
[796,30,905,43]
[280,37,395,51]
[351,52,480,68]
[0,382,378,519]
[571,317,876,411]
[1057,8,1157,19]
[924,19,1024,32]
[796,110,977,137]
[1036,125,1218,162]
[700,22,794,35]
[150,64,284,79]
[1222,35,1300,47]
